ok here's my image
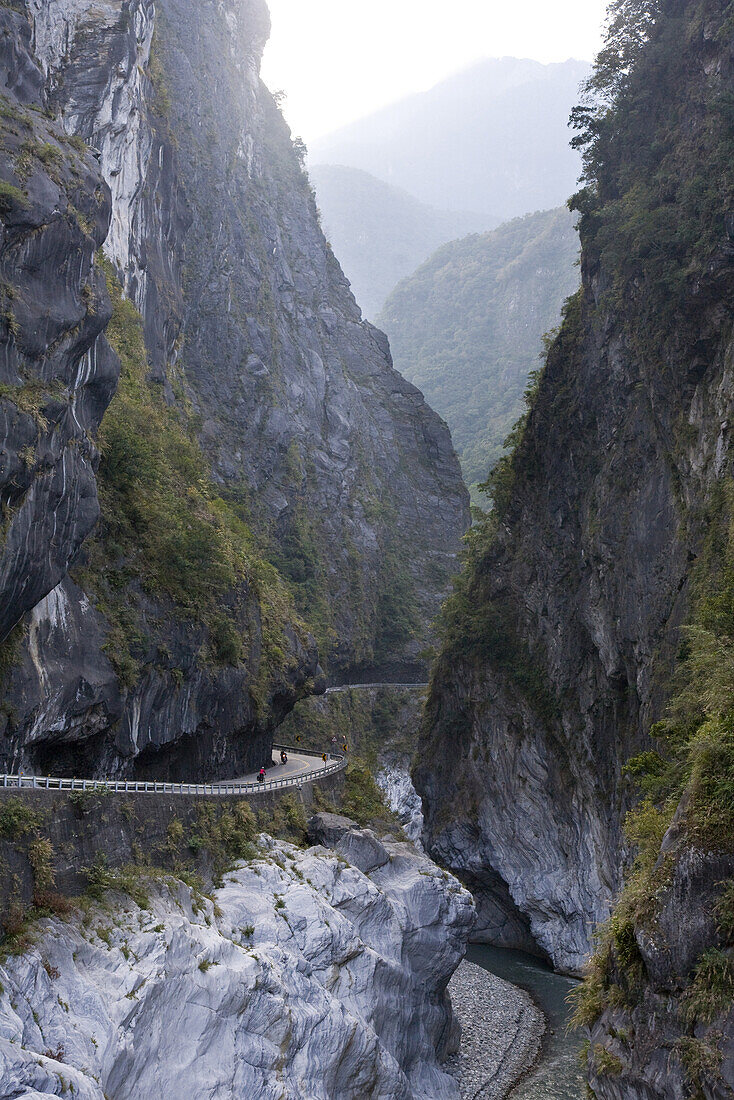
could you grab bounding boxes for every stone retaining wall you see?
[0,770,344,929]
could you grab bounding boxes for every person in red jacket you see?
[258,767,266,783]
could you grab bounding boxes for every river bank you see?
[446,959,545,1098]
[467,945,585,1099]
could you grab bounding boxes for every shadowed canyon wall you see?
[0,0,468,781]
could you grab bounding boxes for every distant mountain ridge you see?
[310,165,491,318]
[309,57,591,221]
[378,207,580,495]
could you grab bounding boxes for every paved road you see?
[2,747,346,797]
[230,752,334,785]
[325,683,428,695]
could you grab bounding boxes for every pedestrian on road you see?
[280,750,288,765]
[258,767,266,784]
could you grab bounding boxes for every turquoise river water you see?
[466,944,585,1099]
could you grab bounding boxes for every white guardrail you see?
[0,745,346,797]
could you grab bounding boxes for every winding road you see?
[1,685,428,797]
[0,745,346,797]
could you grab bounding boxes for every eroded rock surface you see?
[0,824,475,1099]
[415,0,734,976]
[0,3,117,644]
[0,0,467,778]
[586,825,734,1099]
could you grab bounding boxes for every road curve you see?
[0,745,346,798]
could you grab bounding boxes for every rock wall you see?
[415,0,734,976]
[0,3,117,645]
[585,817,734,1099]
[0,780,345,924]
[0,0,468,780]
[149,0,469,671]
[0,813,474,1099]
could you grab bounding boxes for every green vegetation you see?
[309,163,487,318]
[591,1044,623,1077]
[279,685,423,761]
[372,544,422,666]
[85,855,151,910]
[265,481,338,655]
[76,258,303,697]
[339,761,392,827]
[419,291,585,760]
[682,948,734,1025]
[569,802,670,1028]
[255,792,308,846]
[0,798,44,839]
[570,0,734,354]
[379,207,579,498]
[14,138,64,183]
[310,757,396,830]
[572,478,734,1028]
[0,790,315,957]
[432,487,560,723]
[421,0,734,1048]
[261,440,421,666]
[0,179,27,214]
[0,800,65,955]
[715,881,734,942]
[674,1036,724,1099]
[148,32,172,120]
[563,0,734,1030]
[280,686,422,829]
[617,481,734,855]
[185,801,258,883]
[0,380,65,427]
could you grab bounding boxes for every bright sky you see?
[262,0,610,142]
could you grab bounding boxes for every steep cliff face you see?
[28,0,187,376]
[0,0,318,778]
[416,0,734,980]
[149,0,468,672]
[0,817,474,1099]
[0,2,117,647]
[584,819,734,1099]
[0,0,467,779]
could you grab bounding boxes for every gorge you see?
[0,0,733,1097]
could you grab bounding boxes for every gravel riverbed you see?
[445,959,546,1099]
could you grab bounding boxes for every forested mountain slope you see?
[308,164,488,319]
[379,207,580,494]
[416,17,734,1096]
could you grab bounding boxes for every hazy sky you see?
[262,0,610,142]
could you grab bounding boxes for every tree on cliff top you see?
[570,0,663,185]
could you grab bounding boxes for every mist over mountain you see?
[309,57,591,221]
[379,207,580,495]
[310,164,490,318]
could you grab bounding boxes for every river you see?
[466,945,585,1099]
